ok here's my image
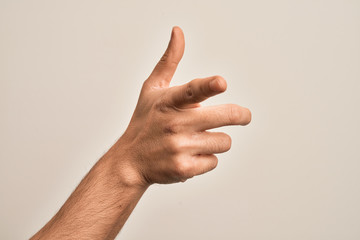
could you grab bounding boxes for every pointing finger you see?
[187,104,252,131]
[166,75,227,107]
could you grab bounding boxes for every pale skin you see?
[30,26,251,240]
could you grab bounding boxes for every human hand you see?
[118,26,251,186]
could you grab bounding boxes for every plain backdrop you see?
[1,0,360,239]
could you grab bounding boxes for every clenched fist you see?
[116,26,251,186]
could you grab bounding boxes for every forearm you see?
[31,138,148,240]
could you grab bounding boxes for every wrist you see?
[99,136,150,190]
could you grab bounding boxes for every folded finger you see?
[192,154,218,177]
[190,132,232,155]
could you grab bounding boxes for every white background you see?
[1,0,360,239]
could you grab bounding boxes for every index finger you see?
[166,75,227,107]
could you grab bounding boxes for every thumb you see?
[146,26,185,88]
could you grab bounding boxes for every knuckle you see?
[185,82,193,99]
[187,79,205,102]
[163,122,178,135]
[166,135,186,153]
[166,137,179,152]
[163,116,183,134]
[154,99,169,113]
[159,52,178,66]
[142,78,151,89]
[159,52,169,64]
[199,80,211,98]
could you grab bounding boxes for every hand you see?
[118,26,251,186]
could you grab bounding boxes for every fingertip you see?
[173,26,185,53]
[194,154,218,176]
[147,26,185,87]
[171,26,185,49]
[218,76,227,92]
[166,26,184,55]
[209,75,227,92]
[172,26,183,35]
[170,26,184,44]
[243,107,252,125]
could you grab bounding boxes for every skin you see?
[30,26,251,240]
